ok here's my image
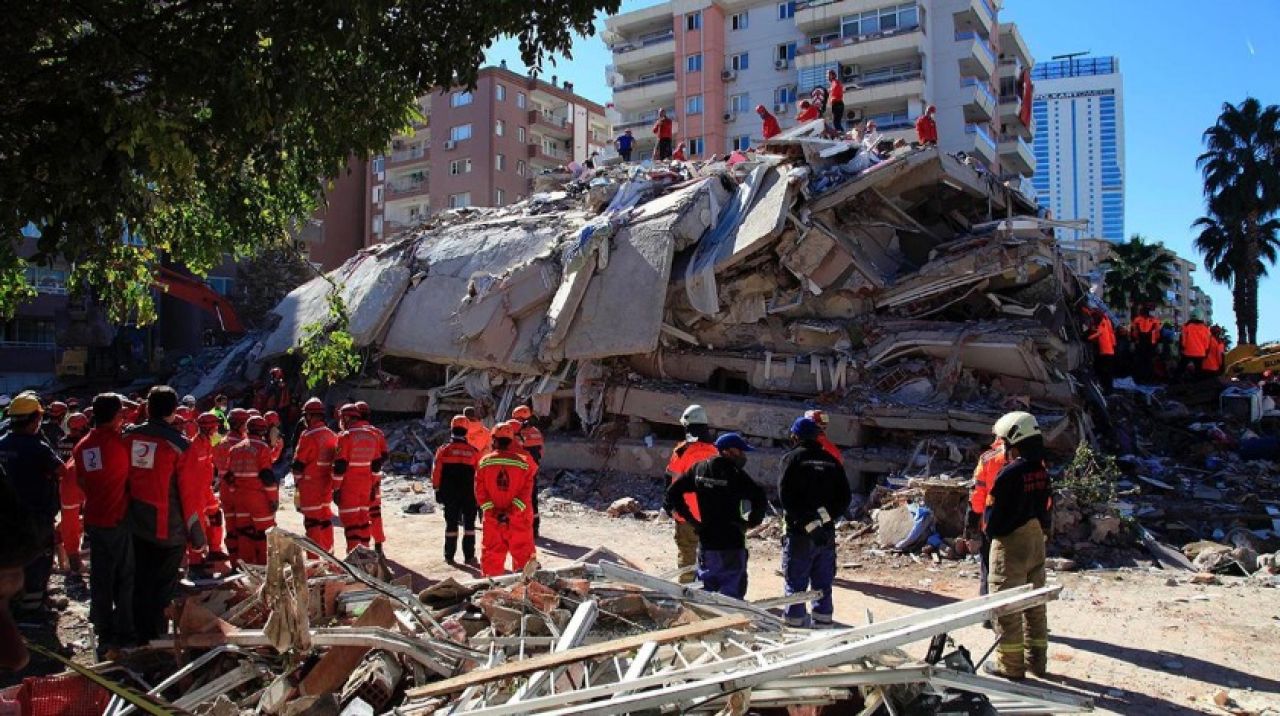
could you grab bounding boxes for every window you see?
[731,135,751,151]
[496,119,505,136]
[688,137,704,156]
[841,3,918,39]
[495,188,506,205]
[25,267,68,295]
[206,276,235,296]
[371,156,385,174]
[516,160,527,176]
[450,91,473,108]
[731,11,748,30]
[496,84,506,101]
[686,11,701,30]
[449,158,472,175]
[778,1,795,20]
[729,93,749,114]
[371,185,384,205]
[448,192,471,209]
[496,153,506,171]
[686,53,703,73]
[686,94,703,115]
[776,42,796,62]
[517,126,526,143]
[0,319,56,347]
[372,215,383,236]
[730,53,749,71]
[774,85,797,105]
[516,92,526,108]
[449,124,473,142]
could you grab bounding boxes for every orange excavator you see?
[152,266,245,334]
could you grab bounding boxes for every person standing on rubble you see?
[58,411,90,581]
[1084,307,1116,394]
[293,398,338,551]
[826,69,846,132]
[983,411,1052,680]
[804,410,844,465]
[183,412,219,575]
[778,418,851,626]
[511,406,544,537]
[1203,325,1226,377]
[433,416,481,566]
[475,423,536,576]
[967,436,1007,597]
[357,401,390,555]
[1178,311,1212,381]
[615,129,635,162]
[463,406,491,454]
[227,416,278,565]
[915,105,938,146]
[652,108,674,160]
[665,433,766,600]
[795,100,820,123]
[124,386,208,644]
[1130,305,1161,384]
[75,393,135,656]
[756,104,782,140]
[214,408,250,562]
[665,405,719,583]
[332,403,387,554]
[0,393,65,618]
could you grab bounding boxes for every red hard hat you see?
[755,104,766,113]
[512,405,533,420]
[356,401,371,418]
[248,409,262,417]
[303,397,325,414]
[265,411,280,426]
[504,419,523,433]
[339,403,362,419]
[228,408,251,428]
[175,406,193,421]
[67,413,89,432]
[270,367,284,378]
[197,412,221,428]
[450,415,469,430]
[48,401,68,418]
[491,423,515,441]
[804,409,829,428]
[247,415,268,435]
[67,398,81,409]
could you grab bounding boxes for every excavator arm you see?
[153,267,245,334]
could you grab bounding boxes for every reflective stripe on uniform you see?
[479,501,495,511]
[512,498,527,511]
[478,457,528,469]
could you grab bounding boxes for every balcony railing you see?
[530,110,571,129]
[387,178,429,197]
[955,31,997,66]
[796,23,922,57]
[851,69,923,89]
[612,30,674,53]
[965,122,997,150]
[389,146,428,163]
[962,77,998,108]
[615,72,676,91]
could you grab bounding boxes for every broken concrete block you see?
[874,506,916,549]
[606,497,643,517]
[1045,557,1078,572]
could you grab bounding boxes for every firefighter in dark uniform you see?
[432,416,481,566]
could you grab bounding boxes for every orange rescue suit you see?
[293,424,338,550]
[475,450,536,576]
[227,436,277,565]
[1181,321,1211,358]
[665,440,718,522]
[333,423,387,553]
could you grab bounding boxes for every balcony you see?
[612,72,677,109]
[529,110,573,136]
[844,69,925,106]
[998,22,1032,68]
[611,30,675,72]
[387,145,429,167]
[386,177,430,199]
[794,0,884,34]
[796,24,923,70]
[604,3,672,37]
[953,0,996,37]
[955,32,995,80]
[998,134,1034,175]
[960,78,996,122]
[965,123,998,165]
[998,94,1033,139]
[527,143,569,163]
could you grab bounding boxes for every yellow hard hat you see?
[7,393,44,417]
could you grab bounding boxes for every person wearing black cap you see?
[778,416,851,627]
[665,432,766,599]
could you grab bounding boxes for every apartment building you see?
[1158,251,1213,327]
[603,0,1035,179]
[366,66,612,246]
[1030,56,1125,243]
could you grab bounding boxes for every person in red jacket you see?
[671,141,688,161]
[1130,304,1162,384]
[665,405,718,583]
[58,412,91,580]
[1179,312,1212,381]
[462,406,491,454]
[214,408,250,561]
[756,104,782,140]
[827,69,846,132]
[227,416,277,565]
[356,401,390,554]
[512,405,544,536]
[1202,325,1227,376]
[795,100,820,123]
[123,386,207,643]
[433,416,481,565]
[185,412,223,574]
[967,439,1007,597]
[292,398,338,551]
[915,104,938,145]
[332,404,387,554]
[74,393,134,655]
[265,410,284,463]
[1085,307,1117,394]
[804,409,844,465]
[475,423,536,576]
[652,108,674,160]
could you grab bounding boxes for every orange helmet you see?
[48,401,68,418]
[450,415,469,430]
[356,401,371,419]
[265,411,280,426]
[246,415,268,435]
[491,423,515,441]
[66,412,90,432]
[228,408,251,429]
[512,405,533,420]
[197,412,221,429]
[505,419,523,432]
[303,397,326,415]
[804,409,829,428]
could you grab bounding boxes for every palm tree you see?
[1192,210,1280,341]
[1196,97,1280,345]
[1102,234,1174,315]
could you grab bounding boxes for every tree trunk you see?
[1244,214,1261,346]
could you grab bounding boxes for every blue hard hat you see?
[715,432,755,453]
[790,417,820,440]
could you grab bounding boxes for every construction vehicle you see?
[1224,343,1280,377]
[152,266,245,334]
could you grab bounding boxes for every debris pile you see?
[21,531,1091,714]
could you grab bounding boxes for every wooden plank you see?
[299,596,397,696]
[405,614,749,699]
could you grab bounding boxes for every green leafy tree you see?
[1,0,617,323]
[1101,234,1174,315]
[293,285,362,389]
[1195,97,1280,345]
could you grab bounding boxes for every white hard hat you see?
[680,404,709,427]
[182,394,196,406]
[992,411,1041,446]
[0,394,10,408]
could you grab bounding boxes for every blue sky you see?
[484,0,1280,343]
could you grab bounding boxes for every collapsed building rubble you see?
[263,144,1098,490]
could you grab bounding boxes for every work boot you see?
[444,536,458,565]
[982,661,1025,681]
[461,535,476,564]
[374,543,385,556]
[1027,649,1048,678]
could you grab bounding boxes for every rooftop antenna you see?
[1051,51,1090,77]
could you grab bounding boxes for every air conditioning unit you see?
[721,69,737,81]
[722,112,736,122]
[444,140,457,150]
[840,64,859,81]
[774,58,789,70]
[774,102,789,113]
[845,108,864,122]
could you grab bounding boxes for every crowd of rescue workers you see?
[0,366,1054,682]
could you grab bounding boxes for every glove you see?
[332,489,342,505]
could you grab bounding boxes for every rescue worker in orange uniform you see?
[58,412,91,579]
[332,404,387,554]
[184,412,221,573]
[356,401,389,554]
[292,398,338,551]
[1179,311,1212,381]
[475,423,536,576]
[665,405,718,583]
[175,406,198,440]
[227,416,278,565]
[967,438,1008,596]
[462,406,491,454]
[1130,305,1162,384]
[512,405,545,536]
[804,409,844,465]
[1203,325,1226,376]
[1085,307,1116,394]
[432,416,482,565]
[122,387,207,643]
[213,408,250,562]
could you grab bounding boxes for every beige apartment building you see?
[364,65,612,246]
